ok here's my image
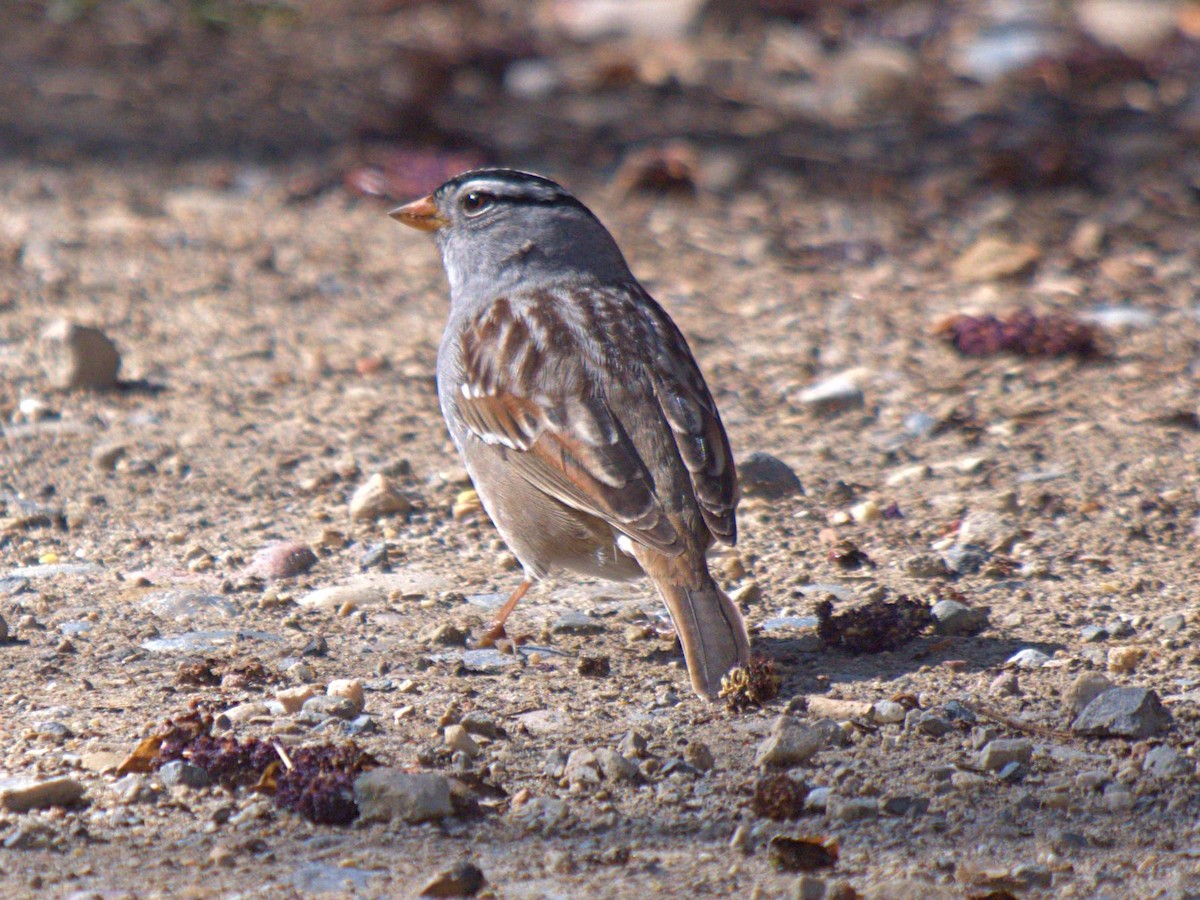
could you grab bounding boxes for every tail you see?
[653,572,752,700]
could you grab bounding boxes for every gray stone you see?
[903,553,949,578]
[551,611,604,635]
[0,776,85,812]
[349,473,411,521]
[302,695,359,721]
[829,796,878,822]
[907,710,953,737]
[1012,864,1052,889]
[353,769,452,823]
[930,599,989,635]
[1081,625,1109,643]
[1157,612,1188,632]
[158,760,210,789]
[594,748,640,782]
[40,319,121,390]
[804,786,832,811]
[978,738,1033,771]
[754,716,826,767]
[942,544,990,575]
[1071,687,1171,738]
[458,649,523,673]
[794,874,828,899]
[739,452,804,499]
[797,370,866,415]
[1144,745,1192,779]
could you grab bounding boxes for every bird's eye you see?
[461,191,495,216]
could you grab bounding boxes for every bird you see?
[390,168,750,699]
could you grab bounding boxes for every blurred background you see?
[2,0,1197,201]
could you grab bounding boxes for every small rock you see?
[1107,645,1146,674]
[1081,625,1109,643]
[1065,672,1113,715]
[563,748,602,787]
[460,712,503,740]
[459,648,521,673]
[80,751,124,774]
[755,716,826,767]
[795,873,828,899]
[618,731,648,759]
[326,679,365,715]
[942,544,990,576]
[989,672,1020,696]
[797,370,866,416]
[444,724,481,758]
[930,599,989,635]
[1143,745,1192,779]
[1156,612,1187,633]
[297,584,388,611]
[952,235,1040,282]
[576,654,610,677]
[1076,0,1177,59]
[684,740,714,772]
[91,442,128,472]
[849,500,880,523]
[244,542,317,580]
[216,702,272,728]
[301,695,359,721]
[804,786,831,812]
[767,834,839,872]
[881,795,928,816]
[594,748,640,782]
[40,319,121,390]
[829,796,878,822]
[1101,782,1135,812]
[978,739,1033,771]
[543,749,567,779]
[551,611,604,635]
[419,861,486,897]
[423,623,468,646]
[275,685,317,714]
[872,700,907,724]
[158,760,209,789]
[349,473,411,521]
[739,453,804,499]
[903,553,949,578]
[354,769,452,823]
[0,776,85,812]
[911,711,953,737]
[1072,687,1171,739]
[1007,648,1051,668]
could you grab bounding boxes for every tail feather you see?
[656,577,751,699]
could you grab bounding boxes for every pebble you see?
[849,500,880,523]
[115,773,156,805]
[903,553,949,578]
[795,874,828,899]
[796,369,866,415]
[419,861,486,897]
[1077,0,1177,58]
[1064,672,1113,715]
[618,730,648,759]
[354,769,453,824]
[1143,745,1192,779]
[1156,612,1187,632]
[684,740,714,772]
[1101,782,1135,812]
[1107,645,1146,674]
[755,716,826,767]
[951,235,1040,282]
[444,724,481,758]
[243,542,317,580]
[158,760,209,789]
[1071,687,1171,739]
[804,786,832,812]
[275,685,317,714]
[989,672,1020,696]
[326,678,365,714]
[829,796,878,822]
[349,473,412,521]
[1081,625,1109,643]
[594,748,640,782]
[297,583,387,611]
[551,611,604,635]
[301,695,359,721]
[563,748,602,787]
[1007,648,1051,668]
[507,796,569,835]
[423,622,468,646]
[543,749,567,779]
[738,452,804,499]
[91,441,128,472]
[0,776,85,812]
[930,599,989,635]
[871,700,907,724]
[978,739,1033,771]
[460,712,503,740]
[40,319,121,390]
[942,544,990,575]
[910,711,953,737]
[216,702,272,729]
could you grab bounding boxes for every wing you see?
[453,285,736,554]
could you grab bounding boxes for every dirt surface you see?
[4,2,1200,898]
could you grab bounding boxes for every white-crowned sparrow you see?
[391,169,750,699]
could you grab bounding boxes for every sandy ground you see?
[1,146,1199,899]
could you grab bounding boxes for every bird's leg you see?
[475,579,531,649]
